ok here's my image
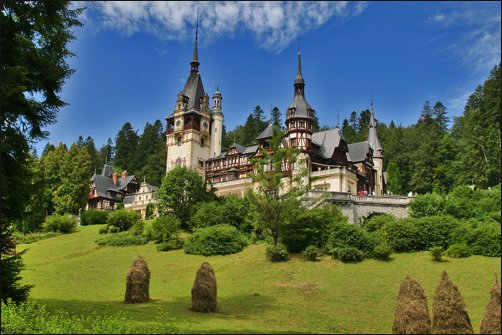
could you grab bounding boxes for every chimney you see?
[121,170,128,179]
[112,173,117,186]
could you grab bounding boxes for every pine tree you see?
[271,106,282,127]
[386,162,403,195]
[114,122,139,173]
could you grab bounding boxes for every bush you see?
[451,220,501,257]
[12,231,60,244]
[326,221,376,256]
[43,214,77,233]
[333,247,364,263]
[446,243,472,258]
[302,245,319,261]
[80,210,108,226]
[130,220,145,236]
[108,225,119,234]
[184,224,248,256]
[150,215,181,242]
[409,193,447,218]
[98,226,108,234]
[362,213,396,233]
[1,299,180,334]
[372,243,393,261]
[156,238,184,252]
[414,215,459,250]
[106,210,140,232]
[266,243,289,262]
[381,218,420,252]
[281,205,347,253]
[95,232,148,247]
[430,246,444,262]
[192,201,226,229]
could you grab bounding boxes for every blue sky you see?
[35,1,501,154]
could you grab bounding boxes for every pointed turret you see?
[368,99,383,157]
[190,8,199,73]
[287,48,313,120]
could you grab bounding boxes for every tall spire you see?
[368,98,383,156]
[190,6,199,72]
[294,48,305,96]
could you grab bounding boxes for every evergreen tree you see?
[75,135,85,148]
[270,106,282,127]
[342,119,357,143]
[0,1,83,302]
[83,136,99,175]
[41,143,55,157]
[386,162,403,195]
[136,120,166,186]
[41,143,68,215]
[97,138,114,169]
[432,101,449,131]
[114,122,139,173]
[349,111,359,131]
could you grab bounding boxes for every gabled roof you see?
[312,128,346,159]
[228,142,246,154]
[256,123,274,140]
[101,164,113,178]
[348,141,373,163]
[243,144,259,154]
[91,171,138,202]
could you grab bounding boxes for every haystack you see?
[480,280,501,334]
[432,270,473,334]
[124,256,150,303]
[191,262,217,312]
[392,276,431,334]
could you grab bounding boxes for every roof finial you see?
[190,5,200,72]
[336,110,340,128]
[370,95,374,113]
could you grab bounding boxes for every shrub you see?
[409,193,447,218]
[447,243,472,258]
[98,226,108,234]
[107,210,140,232]
[184,224,248,256]
[108,225,119,234]
[156,238,184,252]
[332,246,364,263]
[266,243,289,262]
[430,246,444,262]
[302,245,319,261]
[451,220,501,257]
[1,299,181,334]
[372,243,393,261]
[12,231,60,244]
[150,215,181,242]
[80,210,108,226]
[281,205,347,253]
[381,218,420,252]
[43,214,77,233]
[362,213,396,233]
[326,221,376,256]
[95,232,148,247]
[145,203,155,219]
[192,201,226,229]
[414,215,459,250]
[130,220,145,236]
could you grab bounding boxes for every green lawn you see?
[18,225,501,334]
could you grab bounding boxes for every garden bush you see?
[107,210,140,232]
[446,243,472,258]
[332,246,364,263]
[429,246,444,262]
[302,245,319,261]
[130,220,145,236]
[451,220,501,257]
[98,226,108,234]
[414,215,459,250]
[80,210,108,226]
[381,218,420,252]
[95,232,148,247]
[43,214,77,233]
[149,215,181,242]
[409,193,447,218]
[326,221,376,256]
[362,213,396,233]
[191,201,226,229]
[156,238,184,252]
[281,205,347,253]
[12,231,60,244]
[372,243,393,261]
[108,225,119,234]
[184,224,248,256]
[266,243,289,262]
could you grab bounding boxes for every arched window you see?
[201,138,205,148]
[177,137,182,146]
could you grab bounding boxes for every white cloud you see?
[429,3,501,73]
[80,1,367,53]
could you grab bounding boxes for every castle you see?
[165,33,386,197]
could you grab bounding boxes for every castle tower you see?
[165,14,211,176]
[368,99,385,195]
[285,49,315,152]
[210,87,223,158]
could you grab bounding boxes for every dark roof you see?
[312,128,346,159]
[182,72,205,111]
[243,144,259,154]
[91,173,138,202]
[288,93,313,118]
[348,141,373,163]
[101,164,113,178]
[256,123,274,140]
[368,110,383,156]
[228,142,246,153]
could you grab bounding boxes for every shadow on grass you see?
[34,292,282,333]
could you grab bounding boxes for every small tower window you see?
[201,138,205,148]
[177,137,182,146]
[299,121,305,129]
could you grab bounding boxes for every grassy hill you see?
[18,225,501,334]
